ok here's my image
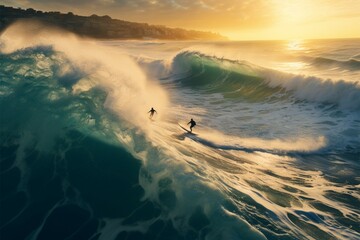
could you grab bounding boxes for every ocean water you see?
[1,22,359,240]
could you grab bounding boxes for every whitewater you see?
[1,22,359,240]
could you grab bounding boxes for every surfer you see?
[187,118,196,132]
[148,107,157,118]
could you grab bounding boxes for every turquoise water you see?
[1,23,359,240]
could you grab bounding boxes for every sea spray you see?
[1,20,170,130]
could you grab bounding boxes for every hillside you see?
[0,5,227,40]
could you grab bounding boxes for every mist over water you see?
[1,23,359,240]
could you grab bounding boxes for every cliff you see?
[0,5,227,40]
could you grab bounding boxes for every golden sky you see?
[4,0,360,40]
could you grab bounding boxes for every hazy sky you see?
[3,0,360,40]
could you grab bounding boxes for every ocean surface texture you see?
[1,23,359,240]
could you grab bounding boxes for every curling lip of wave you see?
[0,21,170,131]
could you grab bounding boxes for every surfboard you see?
[178,124,196,135]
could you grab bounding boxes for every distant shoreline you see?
[0,5,227,41]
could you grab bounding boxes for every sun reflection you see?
[280,61,307,71]
[287,40,306,51]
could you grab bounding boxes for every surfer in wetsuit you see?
[148,107,157,118]
[187,118,196,132]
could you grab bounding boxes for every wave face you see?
[170,52,277,101]
[1,23,360,240]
